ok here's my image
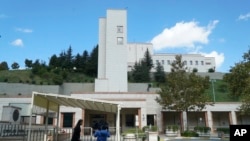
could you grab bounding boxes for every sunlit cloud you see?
[11,39,24,47]
[238,12,250,21]
[203,51,224,70]
[16,28,33,33]
[151,20,219,51]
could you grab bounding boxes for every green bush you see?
[166,125,179,132]
[217,128,230,134]
[142,125,158,132]
[122,128,146,138]
[181,130,199,137]
[194,126,211,133]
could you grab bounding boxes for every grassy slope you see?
[0,70,238,102]
[0,70,94,85]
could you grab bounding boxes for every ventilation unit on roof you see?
[1,106,21,123]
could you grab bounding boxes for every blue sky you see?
[0,0,250,72]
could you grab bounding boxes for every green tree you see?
[131,49,153,82]
[132,61,150,82]
[49,54,59,68]
[155,55,211,130]
[85,45,98,77]
[11,62,20,69]
[223,48,250,114]
[154,61,165,83]
[0,61,9,71]
[25,59,33,68]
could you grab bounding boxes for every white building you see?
[0,9,248,138]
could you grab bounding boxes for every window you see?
[184,60,187,65]
[167,60,171,65]
[195,61,198,65]
[125,114,135,127]
[190,61,193,65]
[201,61,204,65]
[156,60,159,64]
[63,113,73,127]
[117,37,123,45]
[161,60,164,65]
[43,116,53,125]
[117,26,123,33]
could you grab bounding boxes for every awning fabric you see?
[28,92,121,141]
[33,92,119,113]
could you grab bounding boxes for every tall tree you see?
[0,61,9,71]
[154,61,165,83]
[223,48,250,115]
[131,49,153,82]
[11,62,20,69]
[85,45,98,77]
[155,55,211,130]
[25,59,33,69]
[49,54,59,68]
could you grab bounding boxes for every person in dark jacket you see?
[94,125,110,141]
[71,119,83,141]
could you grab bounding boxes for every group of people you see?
[71,119,110,141]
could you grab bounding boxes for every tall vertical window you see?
[63,113,73,127]
[117,37,123,45]
[201,61,204,65]
[195,60,198,65]
[117,26,123,33]
[184,60,187,65]
[190,61,193,65]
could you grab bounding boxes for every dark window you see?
[63,113,73,127]
[43,116,53,125]
[125,114,135,127]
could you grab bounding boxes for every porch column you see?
[230,111,237,125]
[81,109,85,136]
[182,111,187,131]
[206,111,213,133]
[138,108,141,128]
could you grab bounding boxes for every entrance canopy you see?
[32,91,120,113]
[28,92,121,141]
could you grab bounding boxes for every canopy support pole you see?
[27,92,35,141]
[116,105,121,141]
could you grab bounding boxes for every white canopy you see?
[28,91,121,141]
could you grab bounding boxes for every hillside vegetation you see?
[0,70,94,85]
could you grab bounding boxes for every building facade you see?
[0,9,248,136]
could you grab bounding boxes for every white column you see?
[206,111,213,132]
[182,111,187,130]
[231,111,237,125]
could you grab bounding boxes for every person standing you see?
[94,125,110,141]
[71,119,83,141]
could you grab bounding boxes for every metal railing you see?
[0,124,147,141]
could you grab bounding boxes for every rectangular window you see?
[117,26,123,33]
[63,113,73,127]
[195,61,198,65]
[117,37,123,45]
[167,60,171,65]
[190,61,193,65]
[161,60,164,65]
[201,61,204,65]
[184,61,187,65]
[125,114,135,127]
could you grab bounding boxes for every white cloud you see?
[202,51,224,70]
[16,28,33,33]
[151,20,219,51]
[238,12,250,21]
[11,39,24,47]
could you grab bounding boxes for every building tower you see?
[95,9,128,92]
